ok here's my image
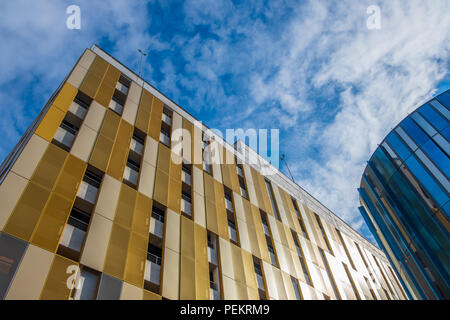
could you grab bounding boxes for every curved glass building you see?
[358,89,450,300]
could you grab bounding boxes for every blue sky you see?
[0,0,449,244]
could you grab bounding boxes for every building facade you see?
[0,46,406,300]
[358,90,450,300]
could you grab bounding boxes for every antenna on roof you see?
[280,153,296,183]
[137,49,147,79]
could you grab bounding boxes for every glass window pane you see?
[436,91,450,109]
[411,112,437,138]
[96,273,122,300]
[418,104,448,131]
[429,100,450,121]
[400,117,429,147]
[421,140,450,178]
[0,233,28,299]
[386,131,411,162]
[405,155,448,206]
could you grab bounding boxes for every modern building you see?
[0,45,406,300]
[358,90,450,300]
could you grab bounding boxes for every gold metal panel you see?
[221,163,232,190]
[79,213,113,272]
[99,109,121,140]
[4,181,51,242]
[194,222,209,300]
[0,172,28,231]
[143,290,162,300]
[251,204,270,263]
[53,155,86,201]
[5,244,53,300]
[79,56,108,98]
[79,73,102,98]
[89,134,114,172]
[31,143,68,190]
[40,255,78,300]
[132,193,152,237]
[180,255,196,299]
[35,104,65,142]
[153,169,169,206]
[181,216,194,258]
[168,178,181,213]
[135,90,152,134]
[194,223,208,268]
[230,243,246,284]
[249,167,267,213]
[31,193,72,252]
[214,180,229,240]
[203,172,215,202]
[53,82,78,113]
[114,184,137,229]
[148,97,163,141]
[107,143,129,181]
[241,250,257,289]
[95,65,120,107]
[195,264,210,300]
[170,154,182,182]
[103,223,131,280]
[88,56,109,79]
[107,120,133,181]
[205,200,218,235]
[124,231,148,288]
[157,143,171,174]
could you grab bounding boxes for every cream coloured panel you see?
[83,101,106,132]
[272,185,289,225]
[171,112,183,157]
[70,125,97,162]
[120,282,142,300]
[222,276,237,300]
[193,192,206,228]
[232,192,246,222]
[126,81,143,106]
[242,164,258,207]
[192,166,204,196]
[219,237,233,279]
[78,49,96,70]
[162,248,180,300]
[165,209,180,253]
[5,244,53,300]
[67,64,88,89]
[95,174,121,221]
[236,218,251,253]
[262,261,277,300]
[80,213,113,271]
[11,134,48,180]
[143,136,158,167]
[122,100,138,126]
[0,172,28,230]
[138,162,156,198]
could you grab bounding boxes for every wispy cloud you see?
[0,0,448,242]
